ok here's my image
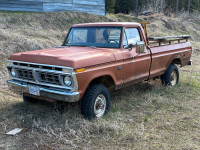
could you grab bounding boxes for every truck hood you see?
[9,46,116,69]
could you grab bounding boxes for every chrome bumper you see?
[7,80,80,102]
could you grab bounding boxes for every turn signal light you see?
[76,68,85,72]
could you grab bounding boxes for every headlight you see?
[11,68,16,77]
[64,76,72,86]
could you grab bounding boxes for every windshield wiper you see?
[87,46,97,48]
[68,45,97,48]
[60,45,71,47]
[61,44,98,48]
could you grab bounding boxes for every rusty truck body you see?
[7,22,192,119]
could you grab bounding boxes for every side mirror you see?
[128,44,133,51]
[136,41,145,54]
[128,40,136,51]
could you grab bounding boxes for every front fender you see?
[75,62,123,99]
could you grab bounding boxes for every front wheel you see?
[81,84,110,119]
[161,64,179,86]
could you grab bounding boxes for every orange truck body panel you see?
[8,22,192,100]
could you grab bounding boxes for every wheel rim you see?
[94,94,106,118]
[170,71,177,86]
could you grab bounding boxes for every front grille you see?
[37,72,61,85]
[7,61,74,89]
[12,68,62,85]
[15,68,34,81]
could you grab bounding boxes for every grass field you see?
[0,11,200,149]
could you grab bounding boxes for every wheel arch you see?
[171,58,182,66]
[89,75,116,89]
[79,75,115,100]
[166,55,183,70]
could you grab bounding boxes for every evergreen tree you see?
[191,0,200,12]
[106,0,200,15]
[106,0,116,13]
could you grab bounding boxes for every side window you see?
[123,28,141,48]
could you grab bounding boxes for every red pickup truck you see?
[7,22,192,119]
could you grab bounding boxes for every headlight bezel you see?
[63,76,72,87]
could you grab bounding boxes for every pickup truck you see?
[7,22,192,119]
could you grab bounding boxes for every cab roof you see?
[72,22,141,27]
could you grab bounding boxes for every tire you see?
[81,84,110,119]
[23,94,39,103]
[161,64,179,86]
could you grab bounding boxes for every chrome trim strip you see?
[7,60,73,70]
[32,69,38,82]
[72,71,78,91]
[7,80,80,102]
[8,65,72,75]
[11,78,74,90]
[9,80,27,87]
[40,88,79,96]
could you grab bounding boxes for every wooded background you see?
[106,0,197,15]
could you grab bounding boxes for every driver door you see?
[122,27,151,86]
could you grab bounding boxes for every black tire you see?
[23,94,39,103]
[161,64,179,86]
[81,84,110,119]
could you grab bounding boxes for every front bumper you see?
[7,80,80,102]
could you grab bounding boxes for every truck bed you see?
[148,36,192,78]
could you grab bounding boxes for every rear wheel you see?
[81,84,110,119]
[161,64,179,86]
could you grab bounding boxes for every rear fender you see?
[167,54,183,69]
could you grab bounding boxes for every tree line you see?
[106,0,199,16]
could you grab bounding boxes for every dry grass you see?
[0,67,200,149]
[0,11,200,149]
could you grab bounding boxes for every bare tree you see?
[135,0,138,17]
[176,0,179,17]
[141,0,166,14]
[187,0,191,13]
[151,0,166,12]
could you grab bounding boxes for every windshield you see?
[63,27,122,48]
